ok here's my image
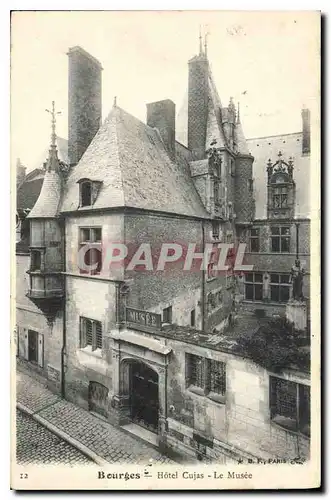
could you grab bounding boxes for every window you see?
[186,354,204,389]
[226,231,233,244]
[249,228,260,252]
[270,377,310,437]
[272,186,288,208]
[244,272,263,301]
[207,248,218,280]
[207,292,217,313]
[270,274,291,302]
[162,306,172,324]
[230,159,235,176]
[208,360,226,395]
[186,354,226,403]
[78,179,102,207]
[81,181,92,206]
[271,226,290,253]
[79,227,102,274]
[248,178,254,192]
[80,317,102,351]
[30,250,42,271]
[212,221,219,239]
[213,180,219,204]
[190,309,196,327]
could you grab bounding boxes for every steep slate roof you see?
[205,69,226,149]
[60,105,209,218]
[235,118,250,155]
[247,132,310,219]
[28,140,63,219]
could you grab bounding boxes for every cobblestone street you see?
[16,369,177,465]
[16,410,93,465]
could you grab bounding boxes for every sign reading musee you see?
[125,307,162,329]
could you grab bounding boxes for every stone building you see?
[15,41,310,462]
[238,110,311,318]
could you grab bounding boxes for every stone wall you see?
[16,254,63,393]
[64,275,116,408]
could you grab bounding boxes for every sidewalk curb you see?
[17,402,109,466]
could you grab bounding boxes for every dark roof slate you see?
[16,178,44,211]
[60,105,209,218]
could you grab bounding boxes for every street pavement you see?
[16,410,92,465]
[16,369,176,465]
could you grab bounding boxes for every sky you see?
[11,10,320,172]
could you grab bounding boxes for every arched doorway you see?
[129,361,159,432]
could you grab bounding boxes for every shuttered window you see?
[80,317,102,352]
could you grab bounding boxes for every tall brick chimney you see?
[147,99,176,161]
[187,54,209,160]
[68,46,102,167]
[301,108,310,155]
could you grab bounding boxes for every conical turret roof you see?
[234,104,250,155]
[27,145,63,218]
[28,102,63,218]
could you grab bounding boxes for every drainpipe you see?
[61,217,66,398]
[201,221,206,331]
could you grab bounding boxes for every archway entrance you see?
[130,361,159,432]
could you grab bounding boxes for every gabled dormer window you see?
[77,178,102,208]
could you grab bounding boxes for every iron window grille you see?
[271,226,290,253]
[270,273,291,302]
[270,376,310,437]
[208,359,226,395]
[244,272,263,301]
[80,317,102,351]
[186,354,226,403]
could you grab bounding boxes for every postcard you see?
[11,10,321,490]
